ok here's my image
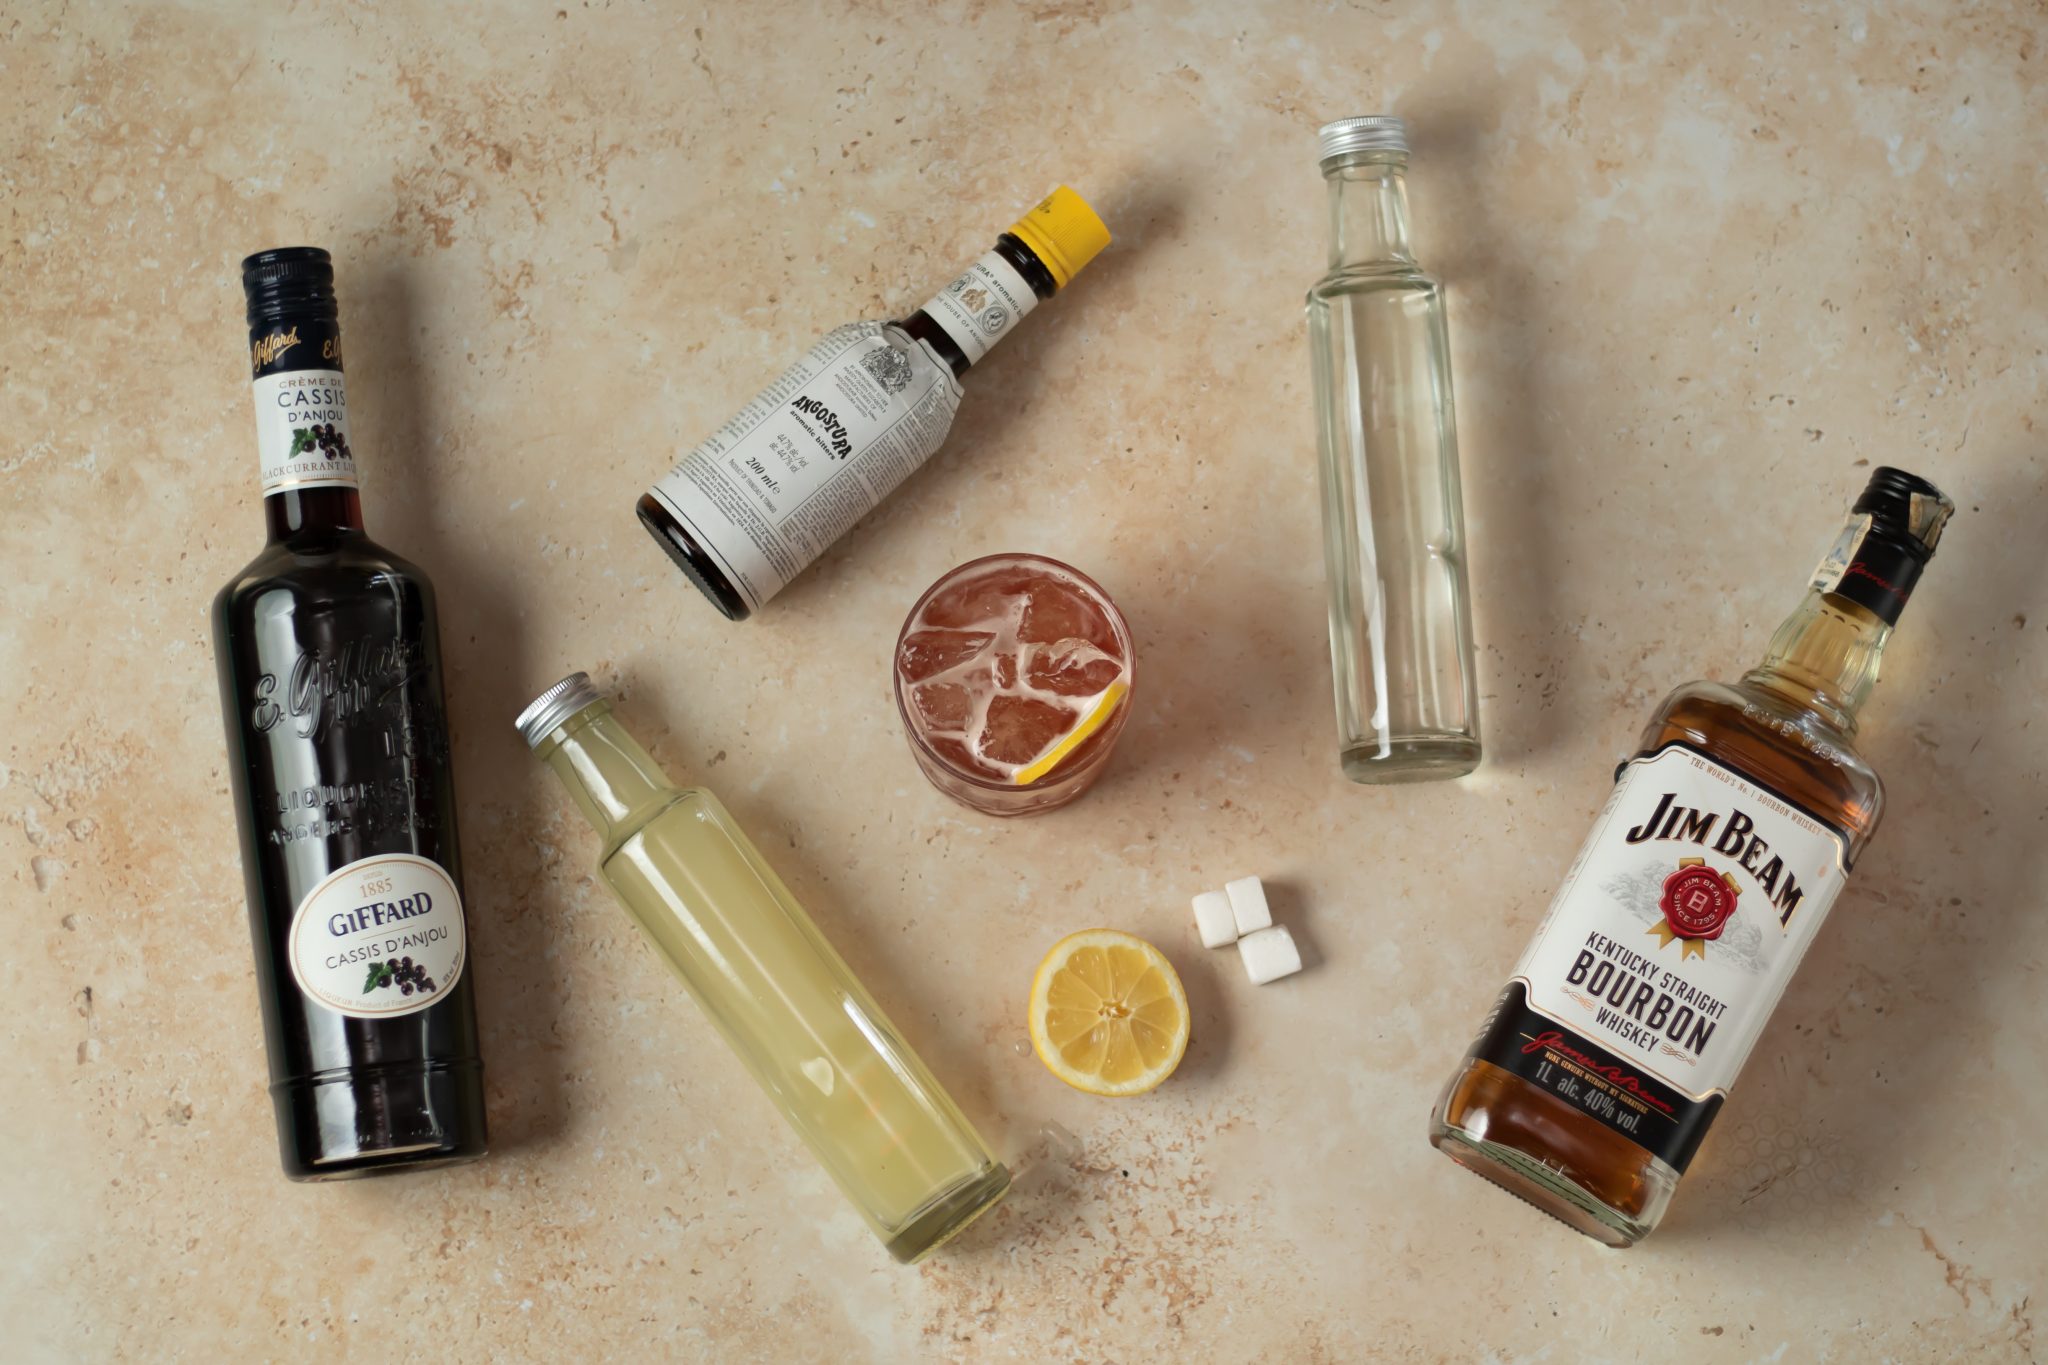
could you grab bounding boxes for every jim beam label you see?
[250,318,358,495]
[648,321,963,613]
[1464,742,1851,1171]
[286,853,466,1019]
[917,249,1039,364]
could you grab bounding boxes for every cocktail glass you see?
[893,553,1135,817]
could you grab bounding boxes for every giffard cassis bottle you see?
[211,247,488,1178]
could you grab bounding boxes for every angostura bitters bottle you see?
[211,248,488,1178]
[516,674,1009,1262]
[1430,469,1953,1244]
[638,187,1110,620]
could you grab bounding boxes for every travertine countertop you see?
[6,3,2045,1360]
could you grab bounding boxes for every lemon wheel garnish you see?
[1027,928,1190,1096]
[1012,680,1129,786]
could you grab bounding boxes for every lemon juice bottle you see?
[516,673,1009,1261]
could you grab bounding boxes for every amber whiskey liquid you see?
[1430,468,1952,1243]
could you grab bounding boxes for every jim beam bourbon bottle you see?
[1430,468,1953,1244]
[212,248,488,1178]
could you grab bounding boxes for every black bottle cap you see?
[1853,466,1953,558]
[243,246,337,326]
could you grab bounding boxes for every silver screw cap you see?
[515,671,604,749]
[1317,115,1408,163]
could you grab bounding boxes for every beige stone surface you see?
[5,0,2046,1359]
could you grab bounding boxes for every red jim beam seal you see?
[1648,856,1740,959]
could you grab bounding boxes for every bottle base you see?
[1339,734,1480,784]
[273,1058,489,1180]
[884,1161,1011,1264]
[636,492,752,621]
[292,1145,489,1182]
[1428,1116,1671,1248]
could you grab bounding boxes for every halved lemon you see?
[1027,928,1190,1096]
[1012,680,1129,786]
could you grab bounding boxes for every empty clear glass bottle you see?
[1306,116,1480,783]
[516,674,1009,1262]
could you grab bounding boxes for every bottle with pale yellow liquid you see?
[515,673,1009,1262]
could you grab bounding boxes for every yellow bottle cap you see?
[1007,186,1110,289]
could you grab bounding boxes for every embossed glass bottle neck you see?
[1743,591,1892,735]
[537,702,682,847]
[1324,154,1415,270]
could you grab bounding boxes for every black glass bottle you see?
[211,247,488,1178]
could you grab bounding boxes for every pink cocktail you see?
[893,553,1135,816]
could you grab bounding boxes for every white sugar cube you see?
[1192,890,1238,948]
[1224,876,1272,936]
[1238,925,1302,985]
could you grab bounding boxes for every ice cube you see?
[1018,575,1116,647]
[898,629,994,682]
[977,694,1074,766]
[925,733,997,779]
[1026,641,1126,697]
[921,566,1036,629]
[911,682,972,733]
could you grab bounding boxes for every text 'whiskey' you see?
[1430,468,1952,1244]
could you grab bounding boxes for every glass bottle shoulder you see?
[1635,677,1885,854]
[1305,263,1440,309]
[212,532,435,625]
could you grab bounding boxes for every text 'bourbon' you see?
[1429,467,1953,1245]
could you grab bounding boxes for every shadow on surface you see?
[344,261,576,1158]
[1403,98,1572,771]
[1655,463,2047,1242]
[1170,935,1233,1087]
